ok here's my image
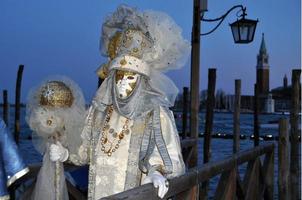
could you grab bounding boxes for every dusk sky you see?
[0,0,301,103]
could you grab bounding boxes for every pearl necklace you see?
[100,105,130,156]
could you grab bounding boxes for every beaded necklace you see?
[100,105,130,156]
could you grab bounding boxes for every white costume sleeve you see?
[148,106,185,178]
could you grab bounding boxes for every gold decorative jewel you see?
[46,119,52,126]
[120,58,127,66]
[40,81,74,108]
[100,105,130,157]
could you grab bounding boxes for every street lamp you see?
[229,8,258,43]
[201,5,258,43]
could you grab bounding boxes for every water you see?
[1,108,300,199]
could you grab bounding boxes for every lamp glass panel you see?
[239,25,249,41]
[231,25,239,42]
[248,25,256,41]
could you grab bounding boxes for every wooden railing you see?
[101,143,274,200]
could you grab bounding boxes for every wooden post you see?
[2,90,9,125]
[233,80,241,153]
[14,65,24,144]
[188,0,201,169]
[253,83,259,146]
[290,69,301,200]
[182,87,189,139]
[204,68,216,163]
[186,1,201,198]
[278,118,289,200]
[200,68,216,199]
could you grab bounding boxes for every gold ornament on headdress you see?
[108,31,122,60]
[40,81,74,108]
[97,28,152,79]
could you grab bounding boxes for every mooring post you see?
[204,69,216,163]
[188,0,201,170]
[2,90,9,125]
[233,80,241,200]
[233,79,241,153]
[253,83,259,146]
[278,118,290,200]
[14,65,24,144]
[182,87,189,139]
[200,68,216,199]
[289,69,301,200]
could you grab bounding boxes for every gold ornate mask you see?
[40,81,74,108]
[115,70,139,99]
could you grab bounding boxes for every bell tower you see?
[256,33,270,96]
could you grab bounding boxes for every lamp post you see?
[188,0,258,198]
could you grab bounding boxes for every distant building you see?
[271,74,301,112]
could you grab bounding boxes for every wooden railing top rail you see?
[102,143,274,200]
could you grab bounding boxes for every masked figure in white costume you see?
[50,5,190,199]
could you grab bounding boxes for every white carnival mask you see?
[115,70,139,99]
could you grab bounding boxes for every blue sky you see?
[0,0,300,102]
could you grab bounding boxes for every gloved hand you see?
[142,171,169,199]
[49,142,69,162]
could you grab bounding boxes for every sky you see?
[0,0,301,103]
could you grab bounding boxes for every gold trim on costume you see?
[7,167,29,187]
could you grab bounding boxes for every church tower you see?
[256,33,270,96]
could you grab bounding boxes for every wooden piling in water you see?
[200,68,216,199]
[278,118,290,200]
[253,83,259,146]
[182,87,189,139]
[289,69,301,200]
[233,79,241,153]
[2,90,9,125]
[204,68,216,163]
[188,0,201,169]
[14,65,24,144]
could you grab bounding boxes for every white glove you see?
[142,171,169,199]
[49,142,69,162]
